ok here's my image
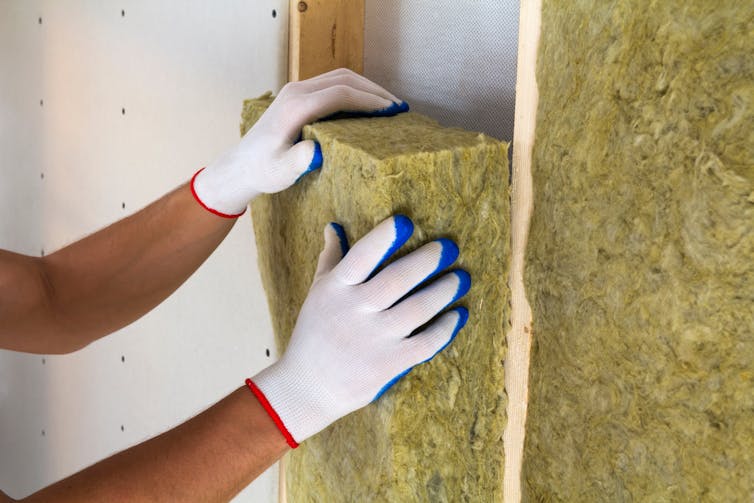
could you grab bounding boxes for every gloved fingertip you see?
[451,270,472,303]
[294,141,323,183]
[308,141,323,172]
[370,100,410,117]
[392,214,414,245]
[435,238,460,272]
[329,222,349,256]
[367,215,414,278]
[370,215,414,272]
[453,306,470,332]
[424,308,469,364]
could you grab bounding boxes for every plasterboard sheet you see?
[0,1,287,501]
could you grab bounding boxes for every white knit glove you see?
[247,216,471,447]
[191,68,408,217]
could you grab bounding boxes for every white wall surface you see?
[0,1,287,500]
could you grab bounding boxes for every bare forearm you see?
[23,387,288,502]
[0,182,236,353]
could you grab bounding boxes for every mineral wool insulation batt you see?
[242,99,510,501]
[524,0,754,500]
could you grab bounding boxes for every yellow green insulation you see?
[524,1,754,500]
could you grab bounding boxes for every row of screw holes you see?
[43,352,268,363]
[39,99,126,116]
[38,8,125,24]
[40,354,125,364]
[35,4,275,439]
[34,3,279,224]
[38,5,127,181]
[37,347,272,437]
[39,92,126,256]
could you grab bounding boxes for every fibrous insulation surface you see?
[524,1,754,500]
[242,101,510,502]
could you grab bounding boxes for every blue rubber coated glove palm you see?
[249,216,470,447]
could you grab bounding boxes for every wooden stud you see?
[288,0,365,81]
[504,0,542,502]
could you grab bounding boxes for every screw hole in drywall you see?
[41,430,45,436]
[40,99,43,107]
[121,9,125,17]
[40,173,44,179]
[42,358,46,365]
[272,9,277,18]
[120,425,125,432]
[122,202,126,209]
[265,348,270,357]
[121,355,125,362]
[38,16,42,25]
[40,249,45,257]
[121,107,126,115]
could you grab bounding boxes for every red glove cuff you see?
[190,168,247,219]
[245,378,299,449]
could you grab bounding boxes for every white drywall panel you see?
[0,1,287,500]
[364,0,519,143]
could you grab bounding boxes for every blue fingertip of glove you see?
[422,306,469,365]
[383,214,415,259]
[392,214,414,245]
[404,238,459,294]
[450,270,472,305]
[434,238,460,275]
[453,306,470,333]
[371,100,410,117]
[294,141,323,183]
[329,222,350,257]
[370,215,414,276]
[311,141,323,169]
[319,101,410,122]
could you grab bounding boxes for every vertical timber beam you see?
[504,0,541,502]
[288,0,365,82]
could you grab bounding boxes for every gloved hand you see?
[247,215,471,447]
[191,68,408,217]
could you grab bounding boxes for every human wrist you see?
[191,149,259,218]
[249,357,341,446]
